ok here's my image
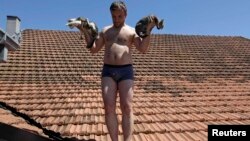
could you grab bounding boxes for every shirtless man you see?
[82,1,152,141]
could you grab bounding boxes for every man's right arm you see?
[88,31,105,53]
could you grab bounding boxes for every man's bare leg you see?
[101,77,118,141]
[118,80,134,141]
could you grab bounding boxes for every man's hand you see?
[66,17,99,48]
[135,15,164,38]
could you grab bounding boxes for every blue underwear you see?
[101,64,134,83]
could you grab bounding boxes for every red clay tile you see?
[1,29,250,140]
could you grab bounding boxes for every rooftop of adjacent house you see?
[0,29,250,141]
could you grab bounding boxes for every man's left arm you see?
[133,15,164,53]
[133,34,151,53]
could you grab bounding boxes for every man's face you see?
[111,9,127,28]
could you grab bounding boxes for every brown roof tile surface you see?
[1,29,250,140]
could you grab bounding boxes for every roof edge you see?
[21,29,249,40]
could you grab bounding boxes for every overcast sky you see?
[1,0,250,39]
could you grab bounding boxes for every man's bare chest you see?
[105,31,132,45]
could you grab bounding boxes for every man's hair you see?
[110,1,127,14]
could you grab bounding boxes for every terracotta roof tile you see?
[184,131,204,141]
[1,29,250,140]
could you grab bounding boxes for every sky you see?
[1,0,250,39]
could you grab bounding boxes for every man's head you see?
[110,1,127,28]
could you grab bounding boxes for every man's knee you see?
[120,103,133,116]
[104,104,117,115]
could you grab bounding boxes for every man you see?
[80,1,154,141]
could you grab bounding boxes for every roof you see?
[0,29,250,141]
[0,122,50,141]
